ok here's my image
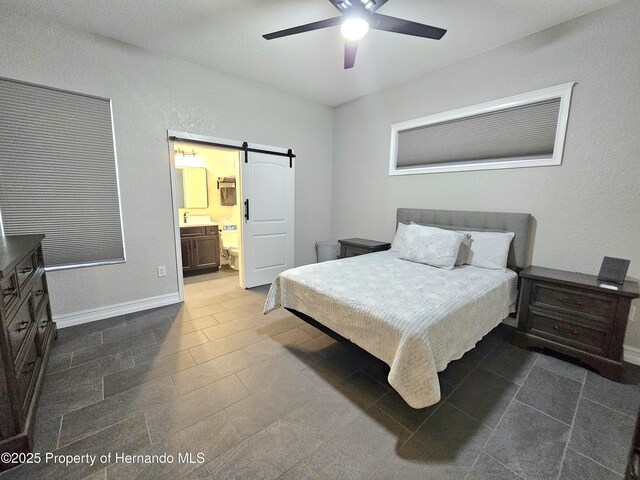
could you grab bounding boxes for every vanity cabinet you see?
[0,235,56,472]
[180,226,220,275]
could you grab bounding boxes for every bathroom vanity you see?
[180,224,220,275]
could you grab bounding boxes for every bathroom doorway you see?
[167,130,295,300]
[168,136,243,297]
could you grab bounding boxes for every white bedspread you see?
[264,250,518,408]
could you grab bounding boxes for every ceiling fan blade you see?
[370,13,446,40]
[344,41,358,69]
[370,0,389,12]
[263,16,342,40]
[328,0,347,12]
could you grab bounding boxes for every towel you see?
[219,176,236,206]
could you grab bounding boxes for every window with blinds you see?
[389,83,575,175]
[0,77,125,270]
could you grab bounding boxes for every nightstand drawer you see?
[342,246,369,258]
[529,309,609,355]
[532,283,615,322]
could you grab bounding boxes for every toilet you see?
[220,224,240,270]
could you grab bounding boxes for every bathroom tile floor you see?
[1,270,638,480]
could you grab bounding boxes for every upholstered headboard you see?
[397,208,533,272]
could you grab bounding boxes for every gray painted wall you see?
[0,11,333,317]
[332,1,640,348]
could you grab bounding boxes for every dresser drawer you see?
[529,309,609,355]
[35,300,52,352]
[531,283,615,322]
[35,246,45,270]
[15,338,40,415]
[15,253,36,290]
[7,296,34,361]
[205,226,218,235]
[31,274,47,315]
[1,271,19,315]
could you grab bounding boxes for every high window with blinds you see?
[0,77,125,270]
[389,83,575,175]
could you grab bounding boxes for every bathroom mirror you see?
[176,167,208,208]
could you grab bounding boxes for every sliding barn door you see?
[241,151,295,288]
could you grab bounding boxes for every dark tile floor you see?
[1,271,638,480]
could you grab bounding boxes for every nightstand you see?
[514,265,639,381]
[338,238,391,259]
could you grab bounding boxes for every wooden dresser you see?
[0,235,56,471]
[180,225,220,275]
[338,238,391,258]
[514,266,639,381]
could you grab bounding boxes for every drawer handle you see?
[2,287,16,297]
[35,289,45,296]
[16,321,29,332]
[557,297,583,307]
[20,267,33,275]
[23,361,36,375]
[553,324,578,336]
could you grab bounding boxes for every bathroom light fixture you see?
[175,148,198,157]
[340,17,369,41]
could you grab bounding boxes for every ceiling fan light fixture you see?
[340,17,369,41]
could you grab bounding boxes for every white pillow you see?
[456,234,472,266]
[466,231,515,270]
[390,222,409,252]
[398,224,465,270]
[409,222,471,266]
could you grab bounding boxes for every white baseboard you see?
[53,292,182,329]
[624,345,640,366]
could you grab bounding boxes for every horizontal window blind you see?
[396,98,561,168]
[0,77,125,269]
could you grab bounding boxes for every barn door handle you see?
[244,199,250,221]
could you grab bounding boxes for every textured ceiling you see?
[1,0,621,106]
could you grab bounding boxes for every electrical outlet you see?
[157,265,166,277]
[630,305,637,323]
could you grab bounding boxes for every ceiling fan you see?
[262,0,447,69]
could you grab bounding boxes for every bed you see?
[264,208,533,408]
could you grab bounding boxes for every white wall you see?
[332,1,640,348]
[0,11,333,318]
